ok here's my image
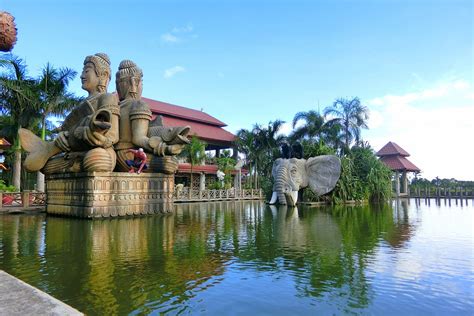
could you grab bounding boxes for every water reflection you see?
[0,200,472,314]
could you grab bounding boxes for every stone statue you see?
[20,53,120,173]
[114,60,190,173]
[268,155,341,206]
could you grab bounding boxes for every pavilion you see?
[143,97,242,190]
[376,141,420,197]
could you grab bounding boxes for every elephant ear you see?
[306,155,341,196]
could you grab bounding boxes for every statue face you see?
[81,63,100,94]
[117,76,142,101]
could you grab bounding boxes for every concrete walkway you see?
[0,270,83,315]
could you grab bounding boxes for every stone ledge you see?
[0,270,82,315]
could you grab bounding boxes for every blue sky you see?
[2,0,473,180]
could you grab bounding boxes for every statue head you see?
[116,60,143,101]
[81,53,111,95]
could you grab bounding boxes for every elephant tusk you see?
[269,191,278,204]
[288,191,298,206]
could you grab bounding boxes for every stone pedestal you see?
[45,172,174,218]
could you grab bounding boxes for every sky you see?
[2,0,473,180]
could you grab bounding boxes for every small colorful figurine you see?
[126,148,148,174]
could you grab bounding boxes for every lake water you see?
[0,199,473,315]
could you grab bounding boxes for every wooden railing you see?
[0,191,46,209]
[174,188,263,202]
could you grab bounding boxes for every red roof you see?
[380,156,420,172]
[0,138,11,148]
[143,97,226,127]
[159,116,235,144]
[376,141,410,157]
[178,163,247,175]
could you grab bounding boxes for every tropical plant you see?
[34,63,80,191]
[252,120,285,189]
[182,136,206,192]
[235,128,255,189]
[0,56,41,190]
[216,150,236,189]
[290,110,328,143]
[323,97,369,154]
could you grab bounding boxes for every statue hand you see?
[55,131,71,152]
[84,127,113,148]
[165,144,185,155]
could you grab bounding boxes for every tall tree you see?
[35,63,79,191]
[0,56,40,190]
[323,97,369,154]
[235,128,255,189]
[183,136,206,194]
[252,119,285,188]
[290,110,328,143]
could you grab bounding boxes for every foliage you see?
[216,150,236,188]
[0,179,16,192]
[323,97,369,154]
[182,136,206,190]
[0,55,41,190]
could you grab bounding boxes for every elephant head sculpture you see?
[269,155,341,206]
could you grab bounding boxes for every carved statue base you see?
[45,172,174,218]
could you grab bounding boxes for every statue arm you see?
[131,118,154,152]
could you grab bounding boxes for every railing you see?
[0,188,263,208]
[174,188,263,202]
[0,191,46,209]
[410,187,474,199]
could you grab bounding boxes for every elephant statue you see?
[269,155,341,206]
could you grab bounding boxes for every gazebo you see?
[376,141,420,197]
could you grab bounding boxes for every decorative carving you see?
[46,172,175,218]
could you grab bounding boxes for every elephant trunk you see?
[274,177,289,205]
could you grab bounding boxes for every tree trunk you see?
[12,149,21,191]
[189,165,193,199]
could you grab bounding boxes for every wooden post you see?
[0,192,3,209]
[22,191,30,208]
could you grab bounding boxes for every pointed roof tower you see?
[376,141,420,172]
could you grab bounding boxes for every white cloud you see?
[163,66,185,79]
[365,78,474,181]
[161,24,194,44]
[172,24,193,33]
[161,33,180,43]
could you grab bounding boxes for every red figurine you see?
[126,148,148,174]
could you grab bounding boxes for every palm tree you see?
[0,56,40,190]
[290,110,328,143]
[252,120,285,188]
[35,63,79,191]
[323,97,369,154]
[183,136,206,195]
[235,128,255,189]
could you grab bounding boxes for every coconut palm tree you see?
[290,110,328,143]
[0,56,40,190]
[323,97,369,154]
[252,119,285,188]
[183,136,206,195]
[235,128,255,189]
[35,63,79,191]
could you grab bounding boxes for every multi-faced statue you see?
[269,155,341,206]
